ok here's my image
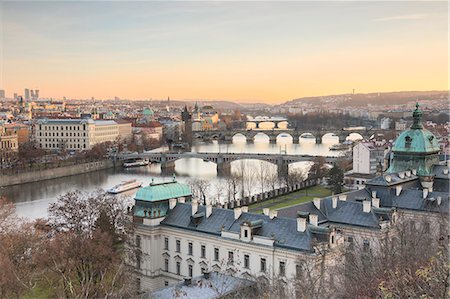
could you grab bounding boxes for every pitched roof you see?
[135,181,192,202]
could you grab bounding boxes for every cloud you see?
[373,14,429,22]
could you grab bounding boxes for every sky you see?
[0,1,448,103]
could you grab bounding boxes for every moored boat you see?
[107,179,143,194]
[123,159,149,168]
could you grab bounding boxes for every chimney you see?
[422,188,429,199]
[332,197,338,209]
[444,168,449,175]
[269,210,278,219]
[169,198,177,210]
[178,197,186,203]
[372,197,380,208]
[206,204,212,218]
[411,169,417,175]
[395,185,402,196]
[313,198,321,209]
[297,217,307,232]
[192,200,199,216]
[263,208,270,216]
[363,200,371,213]
[241,206,248,213]
[309,214,318,226]
[385,175,391,183]
[399,172,405,179]
[371,191,377,198]
[437,196,442,206]
[339,194,347,201]
[234,207,242,219]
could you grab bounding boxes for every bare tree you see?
[188,178,210,205]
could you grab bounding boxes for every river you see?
[1,133,354,219]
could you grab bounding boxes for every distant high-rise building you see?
[35,90,39,99]
[13,93,18,100]
[30,90,35,98]
[0,90,5,98]
[24,89,30,100]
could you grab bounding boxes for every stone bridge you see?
[118,152,348,177]
[193,127,374,144]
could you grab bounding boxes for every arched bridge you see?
[118,152,348,177]
[193,128,375,144]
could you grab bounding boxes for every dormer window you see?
[405,136,412,148]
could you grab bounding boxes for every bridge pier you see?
[339,134,347,143]
[269,135,277,144]
[246,135,255,143]
[217,162,231,176]
[277,159,289,178]
[315,135,322,144]
[160,160,176,175]
[292,135,300,144]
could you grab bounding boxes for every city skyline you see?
[1,1,448,103]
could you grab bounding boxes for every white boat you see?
[123,159,149,168]
[107,179,143,194]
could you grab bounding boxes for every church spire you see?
[411,102,423,129]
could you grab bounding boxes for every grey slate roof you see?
[161,203,325,252]
[278,194,389,229]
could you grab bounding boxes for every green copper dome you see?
[388,103,440,176]
[134,180,192,219]
[135,180,191,202]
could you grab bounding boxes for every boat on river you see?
[107,179,142,194]
[123,159,149,168]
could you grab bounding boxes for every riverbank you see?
[0,159,117,187]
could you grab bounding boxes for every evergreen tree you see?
[327,165,344,194]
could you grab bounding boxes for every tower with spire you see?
[181,105,192,147]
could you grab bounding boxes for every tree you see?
[332,212,449,298]
[188,179,209,205]
[327,165,344,194]
[308,156,327,179]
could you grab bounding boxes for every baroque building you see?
[132,103,449,296]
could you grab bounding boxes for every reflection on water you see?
[2,134,348,219]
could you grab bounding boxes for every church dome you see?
[388,103,441,176]
[391,103,440,154]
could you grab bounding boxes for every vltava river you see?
[2,134,352,219]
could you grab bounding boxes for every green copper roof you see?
[392,103,440,154]
[143,108,154,116]
[135,181,191,202]
[392,129,440,153]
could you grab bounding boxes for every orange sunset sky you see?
[1,1,448,103]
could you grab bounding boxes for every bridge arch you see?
[346,132,364,141]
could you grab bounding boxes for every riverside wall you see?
[0,159,116,187]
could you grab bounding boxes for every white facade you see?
[134,201,342,294]
[352,142,386,174]
[35,119,122,150]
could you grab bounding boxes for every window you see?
[347,236,354,250]
[363,239,370,252]
[244,254,250,269]
[201,245,206,258]
[296,264,302,278]
[188,265,193,277]
[424,222,430,233]
[136,252,141,270]
[176,240,181,252]
[244,229,248,238]
[228,251,234,264]
[260,258,266,272]
[164,281,169,287]
[279,261,286,276]
[176,262,181,275]
[136,235,141,249]
[164,237,169,250]
[214,248,219,261]
[188,242,193,256]
[164,259,169,272]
